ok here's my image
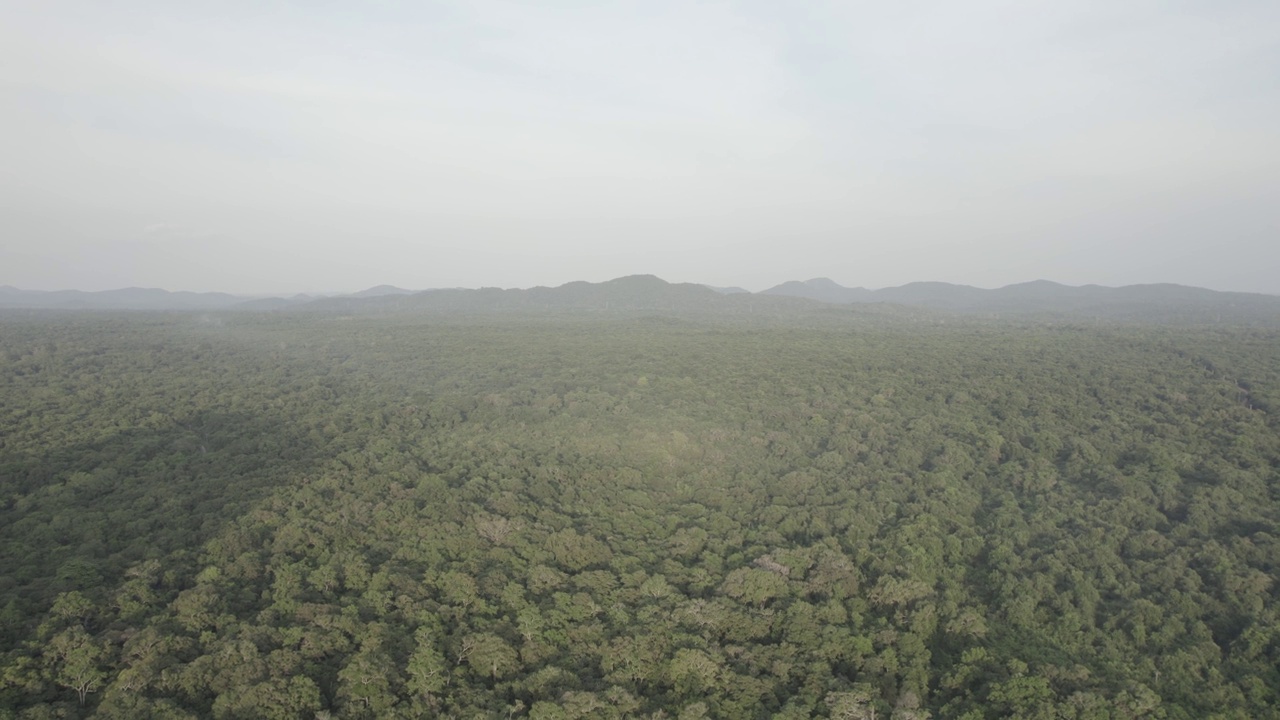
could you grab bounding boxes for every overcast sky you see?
[2,1,1278,295]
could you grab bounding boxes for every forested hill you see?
[1,310,1278,718]
[295,275,739,315]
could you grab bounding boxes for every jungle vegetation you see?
[0,304,1277,719]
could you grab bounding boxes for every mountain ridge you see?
[760,277,1280,323]
[3,276,1278,324]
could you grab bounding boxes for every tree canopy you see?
[1,310,1277,718]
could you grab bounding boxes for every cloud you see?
[1,0,1278,294]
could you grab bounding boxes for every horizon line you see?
[3,275,1278,299]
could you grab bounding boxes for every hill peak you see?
[349,285,414,298]
[601,274,670,287]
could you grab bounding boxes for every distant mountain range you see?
[760,277,1280,322]
[296,275,744,316]
[3,277,1278,324]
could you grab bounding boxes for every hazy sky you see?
[3,1,1278,295]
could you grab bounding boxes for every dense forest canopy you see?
[1,307,1277,718]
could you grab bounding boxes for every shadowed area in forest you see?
[0,409,329,618]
